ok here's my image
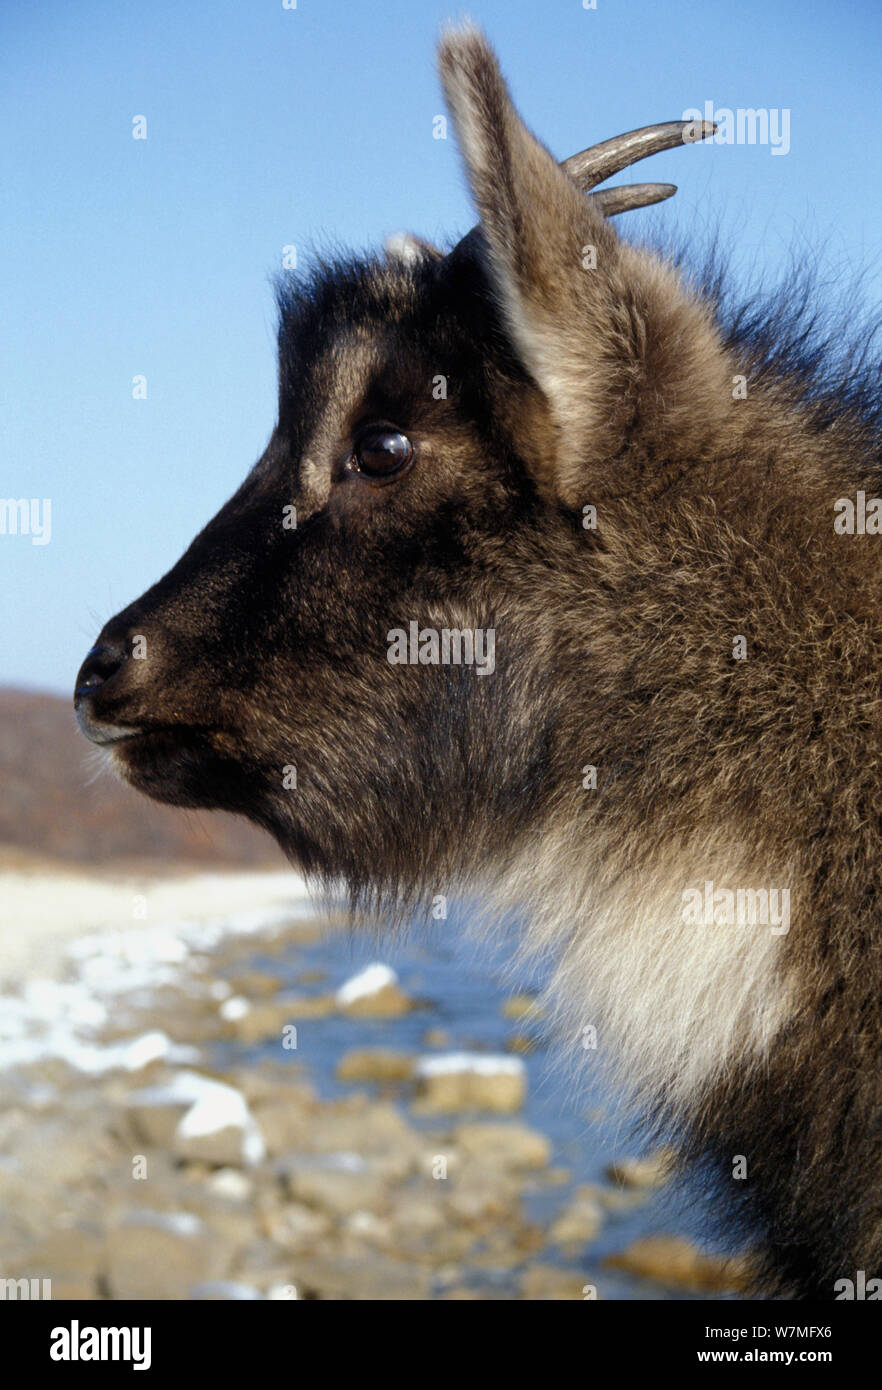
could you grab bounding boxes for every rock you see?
[603,1235,749,1293]
[387,1193,446,1241]
[388,1201,475,1264]
[440,1285,492,1300]
[205,1168,254,1202]
[296,969,326,986]
[230,994,334,1043]
[125,1093,184,1149]
[105,1210,230,1299]
[342,1211,393,1247]
[506,1032,538,1054]
[2,1225,105,1299]
[500,993,543,1021]
[227,1239,300,1293]
[548,1188,604,1248]
[335,1049,415,1083]
[176,1121,263,1170]
[453,1122,551,1170]
[291,1097,423,1180]
[445,1169,522,1225]
[141,987,232,1045]
[413,1053,527,1113]
[0,1072,58,1114]
[224,1066,315,1107]
[192,1199,256,1250]
[606,1148,675,1189]
[288,1253,431,1300]
[466,1223,544,1265]
[335,964,414,1018]
[189,1281,263,1299]
[2,1110,121,1196]
[248,1094,315,1158]
[127,1070,265,1167]
[280,1154,388,1217]
[47,1276,100,1300]
[226,970,281,998]
[422,1028,450,1048]
[259,1200,333,1252]
[208,916,326,964]
[279,994,338,1019]
[520,1265,594,1300]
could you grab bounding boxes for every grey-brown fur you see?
[75,26,882,1298]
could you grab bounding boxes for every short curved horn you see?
[563,119,717,192]
[588,181,677,216]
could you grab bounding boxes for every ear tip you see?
[437,21,497,86]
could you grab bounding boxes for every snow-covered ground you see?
[0,868,316,1071]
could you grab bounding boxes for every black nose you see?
[74,640,127,703]
[73,637,141,745]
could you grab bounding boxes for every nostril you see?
[74,640,127,701]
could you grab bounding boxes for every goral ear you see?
[438,25,730,507]
[439,26,621,496]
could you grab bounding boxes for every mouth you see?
[77,710,252,816]
[74,692,225,754]
[74,699,214,764]
[74,698,140,746]
[73,696,175,748]
[76,716,144,747]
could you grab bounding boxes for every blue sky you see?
[2,0,881,695]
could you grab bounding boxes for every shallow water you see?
[217,901,732,1300]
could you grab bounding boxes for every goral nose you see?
[74,640,127,703]
[74,638,135,745]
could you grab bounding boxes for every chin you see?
[110,729,254,814]
[106,725,364,887]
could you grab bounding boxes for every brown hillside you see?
[0,688,284,870]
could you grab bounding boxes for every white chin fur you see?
[490,833,797,1110]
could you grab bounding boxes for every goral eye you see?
[352,426,413,480]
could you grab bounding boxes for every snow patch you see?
[336,963,397,1006]
[132,1070,266,1166]
[122,1209,204,1238]
[218,995,250,1021]
[415,1052,526,1078]
[0,870,314,1073]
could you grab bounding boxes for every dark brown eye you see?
[352,427,413,480]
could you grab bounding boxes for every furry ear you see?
[438,26,730,506]
[439,26,622,490]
